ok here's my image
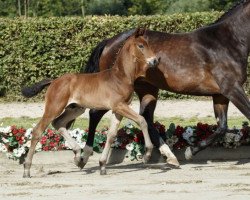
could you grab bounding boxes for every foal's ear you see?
[134,27,146,38]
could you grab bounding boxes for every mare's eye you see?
[138,44,144,49]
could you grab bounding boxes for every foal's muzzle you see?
[147,57,160,68]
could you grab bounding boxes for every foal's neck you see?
[110,48,139,85]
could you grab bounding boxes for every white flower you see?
[1,137,9,144]
[0,126,11,134]
[24,140,31,148]
[183,127,194,141]
[13,146,26,158]
[25,128,33,139]
[125,122,134,129]
[234,134,242,142]
[111,140,120,148]
[0,143,7,152]
[126,143,134,151]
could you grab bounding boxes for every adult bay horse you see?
[83,0,250,164]
[21,28,161,177]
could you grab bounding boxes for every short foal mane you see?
[214,0,249,23]
[112,28,145,66]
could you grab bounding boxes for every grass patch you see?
[0,116,248,129]
[155,116,248,128]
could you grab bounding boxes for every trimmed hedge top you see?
[1,12,248,101]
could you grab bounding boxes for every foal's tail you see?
[21,78,53,98]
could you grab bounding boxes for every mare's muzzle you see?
[147,57,160,68]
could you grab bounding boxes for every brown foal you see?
[21,28,159,177]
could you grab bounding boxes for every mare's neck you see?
[216,3,250,56]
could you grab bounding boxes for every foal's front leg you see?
[99,113,123,175]
[115,103,154,162]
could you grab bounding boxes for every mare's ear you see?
[134,27,146,38]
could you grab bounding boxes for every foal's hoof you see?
[23,173,31,178]
[100,169,107,175]
[74,156,86,169]
[166,157,180,168]
[142,155,150,164]
[185,147,193,160]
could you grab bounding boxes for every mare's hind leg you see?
[135,81,179,167]
[185,94,229,160]
[99,113,123,175]
[52,104,87,168]
[221,82,250,119]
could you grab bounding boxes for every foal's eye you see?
[138,44,144,49]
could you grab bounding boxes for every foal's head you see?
[121,28,159,78]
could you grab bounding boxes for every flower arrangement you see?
[0,122,250,162]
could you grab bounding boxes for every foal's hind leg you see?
[99,113,123,175]
[23,116,53,178]
[52,105,87,168]
[185,94,229,160]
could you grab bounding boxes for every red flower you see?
[19,140,23,145]
[175,125,185,138]
[49,142,55,148]
[54,136,60,143]
[12,128,18,135]
[134,137,140,143]
[40,136,47,144]
[43,146,49,151]
[47,129,54,137]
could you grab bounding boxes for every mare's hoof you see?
[166,157,180,168]
[100,169,107,175]
[185,147,193,160]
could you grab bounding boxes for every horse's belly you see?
[165,76,221,95]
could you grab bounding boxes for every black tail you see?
[83,39,109,73]
[21,78,53,98]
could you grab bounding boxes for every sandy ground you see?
[0,100,245,119]
[0,153,250,200]
[0,101,249,200]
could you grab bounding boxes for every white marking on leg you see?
[58,127,81,153]
[99,113,122,174]
[159,138,179,166]
[185,147,193,160]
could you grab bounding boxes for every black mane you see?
[215,0,249,23]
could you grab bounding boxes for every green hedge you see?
[0,12,248,101]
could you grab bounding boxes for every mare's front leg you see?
[136,81,179,167]
[83,109,108,166]
[114,103,154,163]
[99,113,123,175]
[185,94,229,159]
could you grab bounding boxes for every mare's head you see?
[120,28,159,78]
